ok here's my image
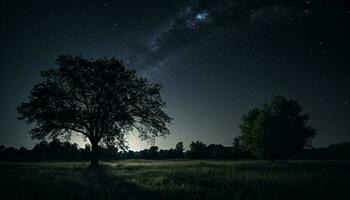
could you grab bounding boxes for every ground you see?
[0,160,349,200]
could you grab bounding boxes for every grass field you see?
[1,160,350,200]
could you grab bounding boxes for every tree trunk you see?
[90,157,99,168]
[89,139,100,168]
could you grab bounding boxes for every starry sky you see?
[1,0,350,150]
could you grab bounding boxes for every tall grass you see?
[0,160,349,200]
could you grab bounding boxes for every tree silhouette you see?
[17,55,172,167]
[188,141,207,159]
[239,95,316,160]
[175,141,184,158]
[231,136,248,158]
[232,136,241,154]
[148,146,159,159]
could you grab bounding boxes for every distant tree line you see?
[1,139,350,161]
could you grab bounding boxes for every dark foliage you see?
[231,136,253,158]
[1,140,350,161]
[175,141,185,158]
[17,55,171,166]
[239,95,316,160]
[187,141,207,159]
[295,142,350,160]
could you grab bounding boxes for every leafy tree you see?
[175,141,184,158]
[327,142,350,160]
[187,141,207,159]
[239,95,316,160]
[232,136,241,154]
[17,55,172,167]
[231,136,253,159]
[148,146,159,159]
[231,136,244,158]
[207,144,230,159]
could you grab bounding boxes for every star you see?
[196,12,208,21]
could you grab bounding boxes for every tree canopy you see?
[17,55,172,166]
[239,95,316,160]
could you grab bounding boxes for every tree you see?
[207,144,230,159]
[175,141,184,158]
[231,136,245,158]
[17,55,172,167]
[232,136,241,154]
[148,146,159,159]
[187,141,207,159]
[239,95,316,160]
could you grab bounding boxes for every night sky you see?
[1,0,350,150]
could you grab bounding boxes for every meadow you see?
[1,160,349,200]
